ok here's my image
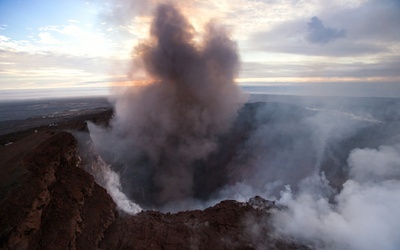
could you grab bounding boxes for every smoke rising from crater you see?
[89,2,400,247]
[90,3,244,208]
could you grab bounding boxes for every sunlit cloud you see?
[38,32,60,45]
[0,0,399,98]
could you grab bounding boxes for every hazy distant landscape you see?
[0,97,110,121]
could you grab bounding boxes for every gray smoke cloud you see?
[90,3,244,209]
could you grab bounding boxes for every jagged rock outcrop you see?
[0,132,115,250]
[100,198,308,250]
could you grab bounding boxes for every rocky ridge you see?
[0,108,309,249]
[0,132,115,249]
[100,197,307,250]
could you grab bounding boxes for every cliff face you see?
[0,132,115,250]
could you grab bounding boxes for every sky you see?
[0,0,399,100]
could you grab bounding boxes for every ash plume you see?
[90,3,244,209]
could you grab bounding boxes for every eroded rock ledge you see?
[0,132,308,250]
[100,197,308,250]
[0,132,115,250]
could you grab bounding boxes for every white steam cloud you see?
[86,151,142,214]
[349,145,400,182]
[272,144,400,250]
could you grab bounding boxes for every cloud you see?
[242,0,399,89]
[241,55,400,80]
[2,0,399,94]
[38,32,60,45]
[306,16,346,44]
[321,0,400,42]
[249,19,384,57]
[0,49,116,89]
[247,0,399,57]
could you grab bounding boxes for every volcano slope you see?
[1,100,391,249]
[0,103,313,249]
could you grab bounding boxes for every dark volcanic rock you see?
[0,130,308,249]
[99,198,308,250]
[0,132,115,250]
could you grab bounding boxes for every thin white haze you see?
[272,144,400,250]
[213,102,400,249]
